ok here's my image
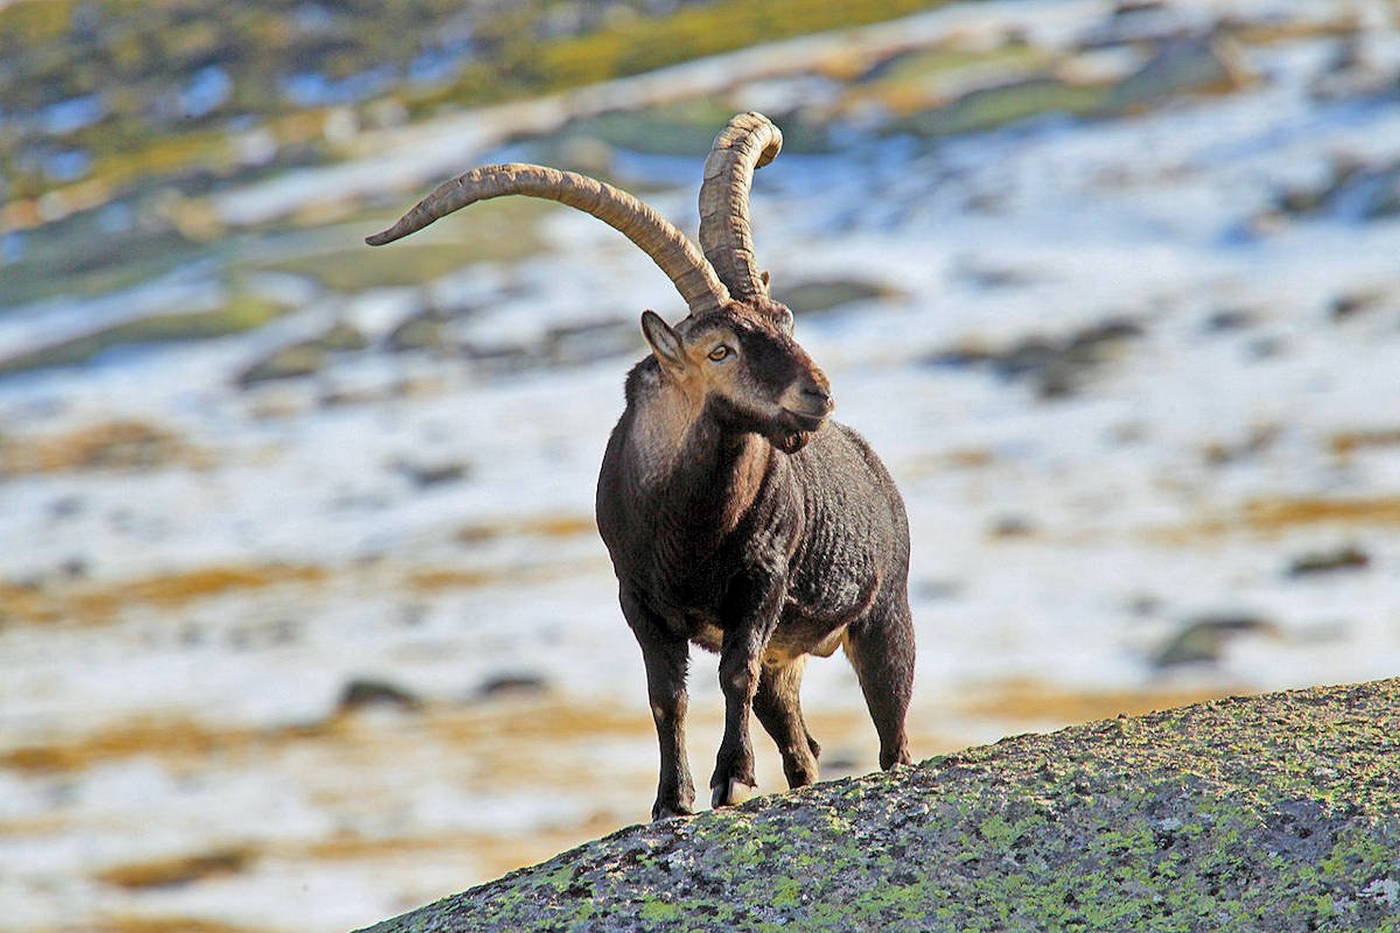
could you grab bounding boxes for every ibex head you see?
[366,112,831,451]
[638,302,830,454]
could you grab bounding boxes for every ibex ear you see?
[641,311,686,370]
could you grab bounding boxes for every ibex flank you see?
[367,112,914,820]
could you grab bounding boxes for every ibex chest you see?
[632,522,781,645]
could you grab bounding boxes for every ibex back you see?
[368,112,914,820]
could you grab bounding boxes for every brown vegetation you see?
[0,563,328,627]
[0,420,203,475]
[1150,495,1400,544]
[1,716,329,774]
[101,918,260,933]
[454,513,596,543]
[959,677,1231,725]
[96,847,256,891]
[1242,496,1400,531]
[1329,428,1400,458]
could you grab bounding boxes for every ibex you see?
[368,112,914,820]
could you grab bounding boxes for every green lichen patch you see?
[356,679,1400,932]
[0,293,291,378]
[269,198,554,292]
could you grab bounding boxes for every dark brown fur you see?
[596,303,914,820]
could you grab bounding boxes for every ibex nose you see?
[801,380,834,415]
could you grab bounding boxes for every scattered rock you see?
[953,263,1038,290]
[1309,32,1399,101]
[914,579,963,601]
[1102,34,1254,111]
[1287,544,1370,578]
[237,343,327,387]
[48,496,85,519]
[773,278,898,315]
[1080,3,1196,48]
[0,295,291,378]
[236,321,370,388]
[1241,332,1286,359]
[225,618,302,651]
[1272,156,1400,223]
[1112,0,1167,15]
[1126,593,1163,617]
[544,319,636,366]
[926,318,1142,399]
[1201,307,1255,332]
[58,557,89,580]
[318,321,370,352]
[1329,428,1400,458]
[988,515,1036,538]
[96,847,255,890]
[337,677,424,714]
[1201,423,1280,467]
[386,308,457,353]
[902,76,1109,138]
[456,319,639,378]
[0,420,196,475]
[1329,289,1390,322]
[460,342,534,377]
[1151,614,1277,668]
[474,672,551,701]
[395,459,471,489]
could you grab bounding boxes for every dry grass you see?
[0,694,650,777]
[904,446,998,478]
[424,700,649,747]
[404,556,607,593]
[0,420,205,475]
[1329,429,1400,458]
[2,717,330,774]
[455,513,596,544]
[297,819,622,880]
[100,918,262,933]
[0,563,328,627]
[1241,496,1400,531]
[958,677,1233,726]
[96,848,256,891]
[1,523,599,630]
[1150,495,1400,544]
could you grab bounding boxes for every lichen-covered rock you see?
[354,679,1400,932]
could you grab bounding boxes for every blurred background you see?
[2,0,1399,930]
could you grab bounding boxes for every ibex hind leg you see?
[845,595,915,771]
[753,657,821,788]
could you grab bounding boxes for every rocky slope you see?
[357,678,1400,933]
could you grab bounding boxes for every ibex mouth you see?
[770,406,829,454]
[782,408,829,433]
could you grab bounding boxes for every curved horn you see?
[698,112,783,301]
[367,163,731,316]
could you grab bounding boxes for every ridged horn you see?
[698,112,783,301]
[366,163,731,316]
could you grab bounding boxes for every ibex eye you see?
[708,345,733,362]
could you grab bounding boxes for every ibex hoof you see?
[652,803,695,821]
[710,779,756,809]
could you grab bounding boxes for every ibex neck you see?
[626,375,771,537]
